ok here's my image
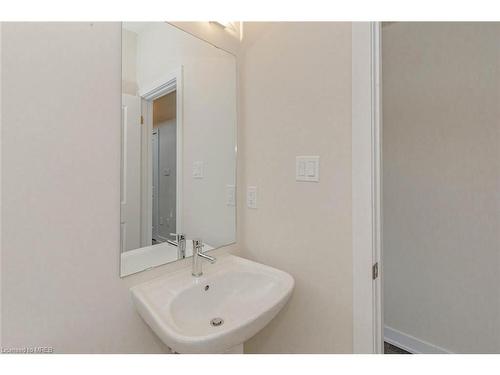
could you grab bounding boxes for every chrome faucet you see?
[192,239,216,277]
[167,233,186,259]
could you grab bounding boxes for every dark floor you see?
[384,342,411,354]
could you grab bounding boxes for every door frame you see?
[151,128,159,242]
[139,66,184,246]
[352,22,383,354]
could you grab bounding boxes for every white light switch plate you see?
[226,185,236,206]
[296,156,320,182]
[247,186,258,209]
[193,161,204,178]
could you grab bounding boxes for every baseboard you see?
[384,326,453,354]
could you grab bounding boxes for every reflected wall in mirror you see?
[120,22,237,277]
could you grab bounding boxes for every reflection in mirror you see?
[120,22,237,276]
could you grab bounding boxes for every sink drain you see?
[210,317,224,327]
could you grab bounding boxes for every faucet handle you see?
[193,239,206,252]
[193,239,215,264]
[170,233,185,241]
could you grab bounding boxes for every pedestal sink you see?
[130,254,294,353]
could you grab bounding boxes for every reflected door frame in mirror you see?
[138,67,184,246]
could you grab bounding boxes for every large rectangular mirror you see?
[120,22,237,276]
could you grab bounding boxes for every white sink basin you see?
[130,254,294,353]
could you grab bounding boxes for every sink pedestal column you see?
[170,343,244,354]
[223,344,243,354]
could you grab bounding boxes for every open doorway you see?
[381,22,500,355]
[138,67,183,249]
[151,91,177,244]
[353,21,500,355]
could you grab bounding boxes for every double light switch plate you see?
[247,186,258,209]
[193,161,204,178]
[296,156,320,182]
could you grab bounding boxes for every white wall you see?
[130,22,237,248]
[382,22,500,353]
[0,22,235,353]
[121,29,138,95]
[122,94,142,252]
[239,22,353,353]
[1,21,355,354]
[0,22,3,345]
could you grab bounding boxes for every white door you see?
[121,94,142,252]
